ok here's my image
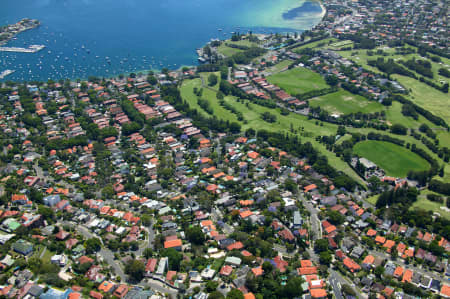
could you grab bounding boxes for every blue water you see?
[0,0,323,81]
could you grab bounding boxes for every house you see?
[156,257,168,276]
[113,284,128,298]
[225,256,242,267]
[393,266,404,279]
[164,239,182,250]
[351,246,365,259]
[12,239,33,255]
[98,281,115,293]
[343,257,360,273]
[145,258,158,274]
[310,288,327,299]
[278,228,295,243]
[43,194,61,207]
[362,255,375,270]
[292,211,302,228]
[304,184,317,192]
[220,265,233,276]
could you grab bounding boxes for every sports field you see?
[392,75,450,124]
[217,40,258,57]
[267,67,329,95]
[353,140,430,177]
[309,89,383,115]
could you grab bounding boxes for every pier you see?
[0,70,15,79]
[0,45,45,53]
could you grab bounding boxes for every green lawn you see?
[292,38,337,52]
[267,67,329,95]
[365,195,379,206]
[309,89,383,115]
[200,72,221,90]
[392,75,450,124]
[353,140,430,177]
[217,40,258,57]
[410,190,450,220]
[328,40,354,50]
[180,77,239,123]
[268,60,292,74]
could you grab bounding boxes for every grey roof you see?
[27,284,43,297]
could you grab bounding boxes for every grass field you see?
[268,60,292,74]
[353,140,430,177]
[328,40,354,50]
[366,195,379,206]
[410,190,450,220]
[267,67,329,95]
[292,38,337,52]
[200,72,220,90]
[180,78,239,123]
[309,89,384,115]
[217,40,258,57]
[392,75,450,124]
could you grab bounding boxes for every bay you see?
[0,0,323,81]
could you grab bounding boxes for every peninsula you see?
[0,18,40,46]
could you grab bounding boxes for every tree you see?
[368,176,381,191]
[262,261,273,274]
[226,289,244,299]
[325,75,339,86]
[374,265,385,277]
[161,248,183,271]
[141,214,152,226]
[208,74,218,86]
[319,251,332,265]
[186,226,205,245]
[282,276,304,297]
[205,280,219,292]
[314,239,329,253]
[38,205,55,221]
[85,238,102,254]
[143,248,153,259]
[209,291,225,299]
[102,185,114,199]
[260,112,276,123]
[326,210,345,225]
[390,123,407,135]
[341,284,356,296]
[125,259,145,282]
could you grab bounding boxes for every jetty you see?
[0,70,15,79]
[0,45,45,53]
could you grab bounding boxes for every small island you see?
[0,18,40,46]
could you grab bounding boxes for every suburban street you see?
[299,194,321,241]
[329,270,345,299]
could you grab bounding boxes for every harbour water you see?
[0,0,324,81]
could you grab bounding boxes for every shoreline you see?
[319,1,327,20]
[0,19,40,47]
